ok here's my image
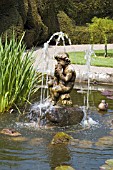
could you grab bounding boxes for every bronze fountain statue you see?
[28,52,84,126]
[18,33,84,127]
[44,52,84,126]
[48,52,76,106]
[26,52,83,127]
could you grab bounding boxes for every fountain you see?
[28,32,84,127]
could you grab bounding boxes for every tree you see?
[88,17,113,57]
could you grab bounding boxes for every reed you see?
[0,33,41,113]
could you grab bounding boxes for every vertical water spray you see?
[84,45,96,111]
[82,45,97,127]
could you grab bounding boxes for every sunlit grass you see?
[0,33,41,113]
[69,49,113,67]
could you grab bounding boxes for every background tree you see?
[88,17,113,57]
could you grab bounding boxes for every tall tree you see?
[88,17,113,57]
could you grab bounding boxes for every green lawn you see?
[68,49,113,67]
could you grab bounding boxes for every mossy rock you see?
[55,165,75,170]
[51,132,73,145]
[100,159,113,170]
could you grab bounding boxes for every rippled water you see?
[0,84,113,170]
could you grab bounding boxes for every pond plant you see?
[0,32,41,113]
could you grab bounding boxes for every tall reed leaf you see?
[0,33,41,113]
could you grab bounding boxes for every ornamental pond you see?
[0,83,113,170]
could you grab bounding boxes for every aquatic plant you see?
[0,32,41,113]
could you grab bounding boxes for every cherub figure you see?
[48,52,76,105]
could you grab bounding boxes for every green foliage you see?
[88,17,113,44]
[57,11,113,45]
[0,32,41,113]
[54,1,113,45]
[88,17,113,57]
[55,0,113,26]
[72,26,90,44]
[1,0,113,46]
[57,11,75,42]
[57,11,90,44]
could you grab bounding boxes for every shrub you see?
[57,11,75,44]
[57,11,113,44]
[72,26,90,44]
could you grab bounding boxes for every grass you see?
[0,32,41,113]
[69,49,113,67]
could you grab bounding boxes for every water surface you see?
[0,85,113,170]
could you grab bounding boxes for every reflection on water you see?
[48,144,71,169]
[0,85,113,170]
